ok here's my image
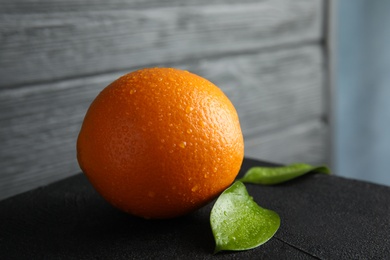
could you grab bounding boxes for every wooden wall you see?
[0,0,329,200]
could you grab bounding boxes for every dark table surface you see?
[1,158,390,259]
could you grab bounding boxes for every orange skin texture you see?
[77,68,244,219]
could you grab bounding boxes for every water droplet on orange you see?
[185,106,193,113]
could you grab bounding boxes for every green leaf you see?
[239,163,330,185]
[210,181,280,253]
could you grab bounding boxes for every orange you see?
[77,68,244,219]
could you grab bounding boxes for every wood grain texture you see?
[245,120,327,165]
[0,0,324,88]
[0,44,326,200]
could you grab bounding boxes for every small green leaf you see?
[210,181,280,253]
[239,163,330,185]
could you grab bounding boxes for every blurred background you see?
[336,0,390,185]
[0,0,389,200]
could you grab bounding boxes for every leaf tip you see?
[213,247,222,254]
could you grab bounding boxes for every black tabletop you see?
[1,158,390,259]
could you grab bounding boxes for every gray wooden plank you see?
[0,0,324,88]
[0,44,325,200]
[245,119,327,166]
[1,0,278,12]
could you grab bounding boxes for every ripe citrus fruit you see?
[77,68,244,219]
